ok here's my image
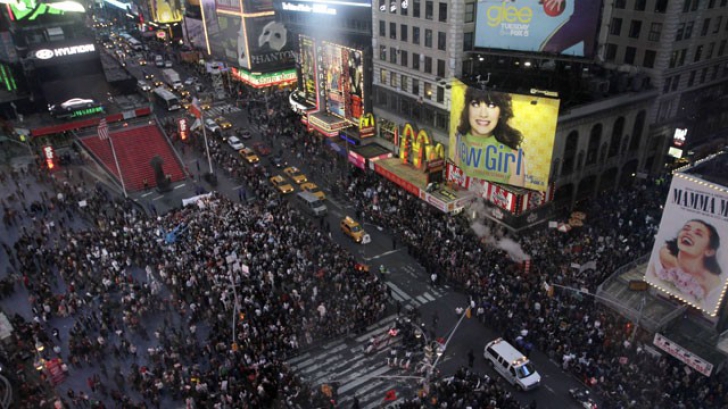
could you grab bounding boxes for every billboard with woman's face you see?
[644,175,728,316]
[474,0,602,58]
[448,79,559,191]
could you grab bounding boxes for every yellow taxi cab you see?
[301,182,325,201]
[340,216,368,243]
[283,166,308,184]
[239,148,260,164]
[270,175,294,194]
[180,99,191,109]
[215,116,232,130]
[200,99,212,111]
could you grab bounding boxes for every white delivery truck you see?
[161,68,183,91]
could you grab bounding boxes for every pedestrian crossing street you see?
[285,286,448,409]
[205,103,241,118]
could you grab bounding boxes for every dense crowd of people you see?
[3,87,728,409]
[1,153,388,408]
[343,166,727,408]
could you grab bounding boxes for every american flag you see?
[98,118,109,140]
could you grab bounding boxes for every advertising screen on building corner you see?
[644,175,728,316]
[474,0,602,58]
[448,79,559,192]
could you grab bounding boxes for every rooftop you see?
[681,151,728,188]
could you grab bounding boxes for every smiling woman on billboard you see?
[454,87,526,187]
[448,80,559,191]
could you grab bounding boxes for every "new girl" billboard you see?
[474,0,602,58]
[448,79,559,191]
[644,174,728,316]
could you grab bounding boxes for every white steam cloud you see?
[467,198,530,262]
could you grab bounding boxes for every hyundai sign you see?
[34,44,96,60]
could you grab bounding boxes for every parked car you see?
[205,118,221,134]
[137,80,152,92]
[269,154,287,168]
[301,182,325,201]
[239,148,260,164]
[270,175,294,194]
[184,76,197,85]
[283,167,308,184]
[226,136,245,150]
[239,130,252,139]
[252,141,272,156]
[214,116,233,130]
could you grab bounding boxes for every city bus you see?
[153,87,181,111]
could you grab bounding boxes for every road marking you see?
[174,184,186,190]
[366,248,405,261]
[385,282,411,302]
[422,292,436,302]
[416,295,428,304]
[152,196,164,201]
[141,192,154,197]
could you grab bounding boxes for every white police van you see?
[483,338,541,391]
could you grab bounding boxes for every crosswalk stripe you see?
[389,292,404,302]
[385,282,411,301]
[423,292,436,302]
[338,364,393,394]
[416,295,428,304]
[290,344,348,369]
[285,351,311,366]
[354,316,398,343]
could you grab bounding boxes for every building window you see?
[401,50,408,67]
[401,0,408,15]
[390,47,397,63]
[413,27,420,44]
[605,43,618,61]
[424,82,432,100]
[380,68,388,84]
[707,42,715,59]
[401,24,408,42]
[719,40,726,56]
[464,2,475,23]
[700,67,708,83]
[412,79,420,96]
[713,64,720,80]
[586,124,602,165]
[685,21,694,39]
[401,75,408,92]
[624,46,636,64]
[688,70,696,86]
[390,22,396,39]
[648,23,662,41]
[425,56,432,73]
[702,18,711,36]
[610,18,622,35]
[380,45,387,61]
[437,59,445,77]
[437,86,444,103]
[438,32,446,50]
[425,29,433,47]
[608,117,625,158]
[676,23,685,40]
[425,1,433,19]
[379,21,385,36]
[390,72,397,87]
[679,49,687,65]
[629,20,642,38]
[615,0,626,8]
[439,2,447,21]
[715,16,723,33]
[710,0,717,7]
[672,74,680,91]
[634,0,646,10]
[694,45,703,61]
[464,32,473,51]
[413,53,420,70]
[643,50,656,68]
[377,88,387,105]
[414,0,420,17]
[655,0,668,12]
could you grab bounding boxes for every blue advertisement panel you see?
[474,0,602,58]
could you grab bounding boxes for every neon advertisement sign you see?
[34,44,96,60]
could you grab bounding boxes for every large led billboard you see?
[150,0,183,23]
[474,0,602,58]
[321,42,364,121]
[644,175,728,316]
[299,35,317,105]
[448,79,559,191]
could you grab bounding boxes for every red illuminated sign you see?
[177,117,189,141]
[42,145,55,170]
